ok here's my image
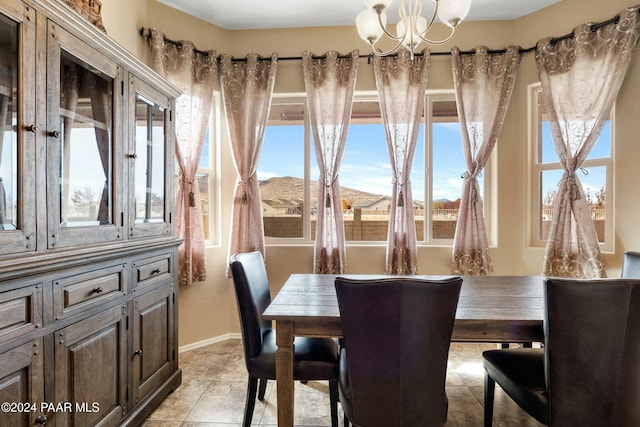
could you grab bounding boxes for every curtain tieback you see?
[240,181,248,205]
[240,173,257,205]
[461,171,481,203]
[392,177,408,208]
[181,178,196,207]
[567,172,583,201]
[320,176,339,208]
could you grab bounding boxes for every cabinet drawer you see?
[53,264,126,320]
[133,253,173,291]
[0,285,43,346]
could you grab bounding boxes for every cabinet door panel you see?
[132,284,174,405]
[0,1,36,255]
[55,305,127,426]
[0,339,45,427]
[127,76,174,239]
[46,21,123,249]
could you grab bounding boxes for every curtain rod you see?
[139,7,636,62]
[139,28,213,57]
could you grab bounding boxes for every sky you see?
[257,121,467,203]
[254,118,611,205]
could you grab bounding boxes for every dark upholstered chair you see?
[229,252,339,427]
[483,278,640,427]
[621,250,640,278]
[335,276,463,427]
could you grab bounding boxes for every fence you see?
[264,206,606,241]
[541,207,606,221]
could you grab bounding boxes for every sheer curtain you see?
[537,7,640,278]
[148,28,217,286]
[220,54,277,264]
[374,49,429,275]
[303,51,359,274]
[451,46,521,275]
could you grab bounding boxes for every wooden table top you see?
[263,274,545,343]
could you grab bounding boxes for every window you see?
[529,85,612,250]
[259,97,309,240]
[422,94,473,242]
[197,93,221,244]
[259,92,476,244]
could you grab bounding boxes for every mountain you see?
[259,176,389,208]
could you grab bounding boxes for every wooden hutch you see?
[0,0,182,425]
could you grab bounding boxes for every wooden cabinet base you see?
[120,369,183,427]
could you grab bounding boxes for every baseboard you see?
[178,332,242,353]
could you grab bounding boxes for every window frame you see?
[260,91,493,247]
[198,91,222,246]
[421,91,494,246]
[261,94,312,244]
[527,83,614,252]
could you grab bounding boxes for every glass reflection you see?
[0,15,18,231]
[59,52,113,226]
[134,94,165,223]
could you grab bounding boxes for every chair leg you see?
[329,379,339,427]
[258,378,268,400]
[243,376,259,427]
[484,373,496,427]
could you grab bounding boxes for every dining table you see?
[262,274,546,427]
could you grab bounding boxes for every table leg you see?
[275,320,295,427]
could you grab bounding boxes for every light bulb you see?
[437,0,471,28]
[356,9,387,44]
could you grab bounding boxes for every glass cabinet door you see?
[46,22,123,248]
[0,2,36,255]
[128,77,172,238]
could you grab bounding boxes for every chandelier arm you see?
[376,9,404,41]
[406,0,440,49]
[422,0,439,31]
[413,0,439,30]
[370,38,408,57]
[417,25,456,45]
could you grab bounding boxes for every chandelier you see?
[356,0,472,58]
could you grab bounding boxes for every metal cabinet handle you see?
[151,268,161,275]
[134,349,143,356]
[36,415,48,425]
[128,153,138,159]
[26,124,38,133]
[93,287,104,294]
[49,130,60,138]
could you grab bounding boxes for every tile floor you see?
[143,339,544,427]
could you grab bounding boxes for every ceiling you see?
[156,0,562,31]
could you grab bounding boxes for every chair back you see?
[621,251,640,278]
[544,278,640,426]
[229,252,272,362]
[335,276,462,427]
